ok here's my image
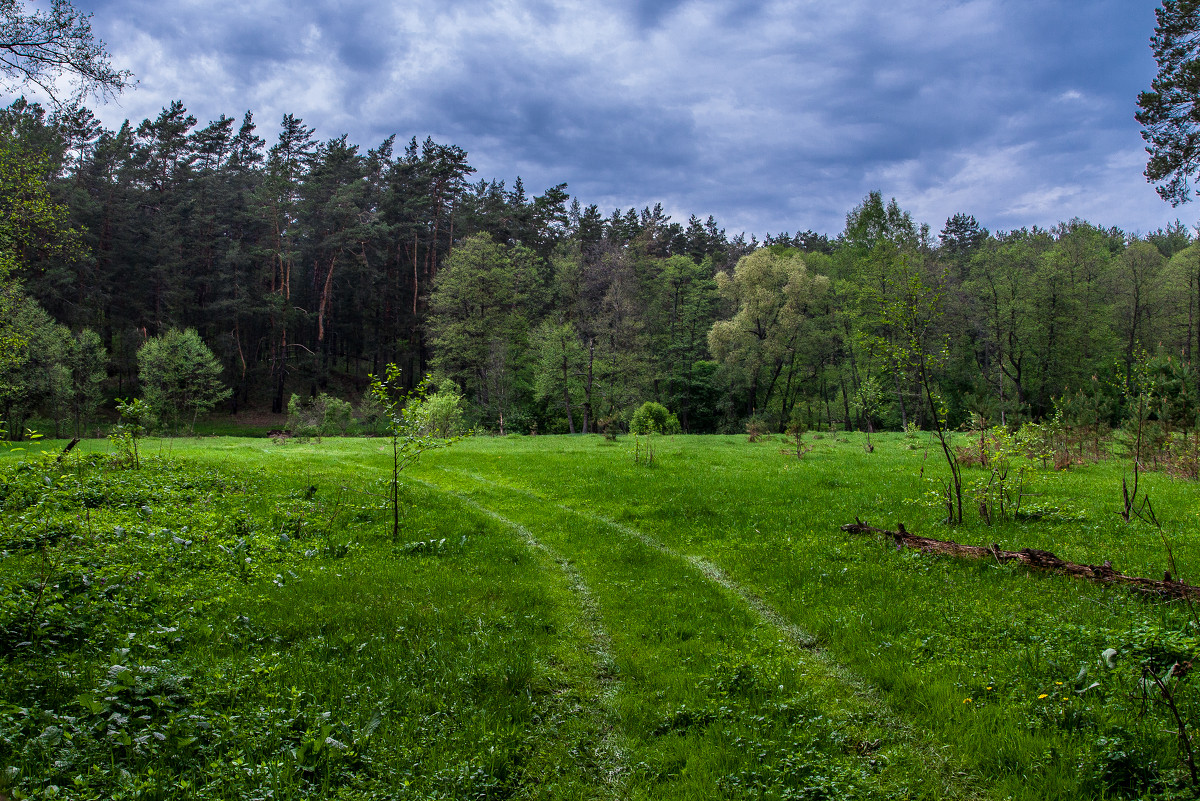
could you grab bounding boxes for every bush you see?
[287,392,356,437]
[357,390,387,435]
[599,414,623,440]
[409,379,466,437]
[629,402,681,435]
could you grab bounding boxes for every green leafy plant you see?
[368,364,462,541]
[745,415,768,443]
[782,419,812,460]
[599,414,622,441]
[853,377,883,453]
[630,401,680,436]
[410,378,466,438]
[287,392,357,439]
[964,425,1046,524]
[108,397,150,469]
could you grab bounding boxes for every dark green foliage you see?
[939,212,988,269]
[62,328,105,437]
[286,391,355,438]
[427,233,540,432]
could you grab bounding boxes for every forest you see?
[0,95,1198,441]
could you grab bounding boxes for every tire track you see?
[438,468,982,800]
[408,477,628,797]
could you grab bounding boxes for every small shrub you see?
[630,402,681,435]
[782,420,812,459]
[745,416,768,443]
[959,424,1051,524]
[357,389,387,434]
[600,414,623,441]
[408,379,466,437]
[108,397,150,468]
[287,392,357,438]
[323,395,355,434]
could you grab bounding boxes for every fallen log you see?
[55,437,80,464]
[841,518,1200,599]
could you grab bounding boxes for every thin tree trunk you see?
[560,339,576,434]
[317,255,336,342]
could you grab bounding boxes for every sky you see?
[46,0,1183,239]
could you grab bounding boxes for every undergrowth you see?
[0,448,603,800]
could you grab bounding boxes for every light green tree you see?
[136,328,230,432]
[368,365,460,541]
[707,247,830,421]
[852,376,884,451]
[409,378,466,438]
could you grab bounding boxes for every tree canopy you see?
[1138,0,1200,204]
[0,0,132,108]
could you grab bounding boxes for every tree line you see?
[1,97,1197,438]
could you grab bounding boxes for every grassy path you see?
[406,433,1200,799]
[411,478,631,797]
[420,465,978,799]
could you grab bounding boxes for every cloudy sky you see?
[59,0,1179,238]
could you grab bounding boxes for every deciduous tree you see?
[0,0,132,108]
[708,247,830,422]
[136,327,230,432]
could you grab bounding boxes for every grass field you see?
[3,431,1200,799]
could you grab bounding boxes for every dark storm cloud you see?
[64,0,1177,238]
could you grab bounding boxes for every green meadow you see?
[4,432,1200,799]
